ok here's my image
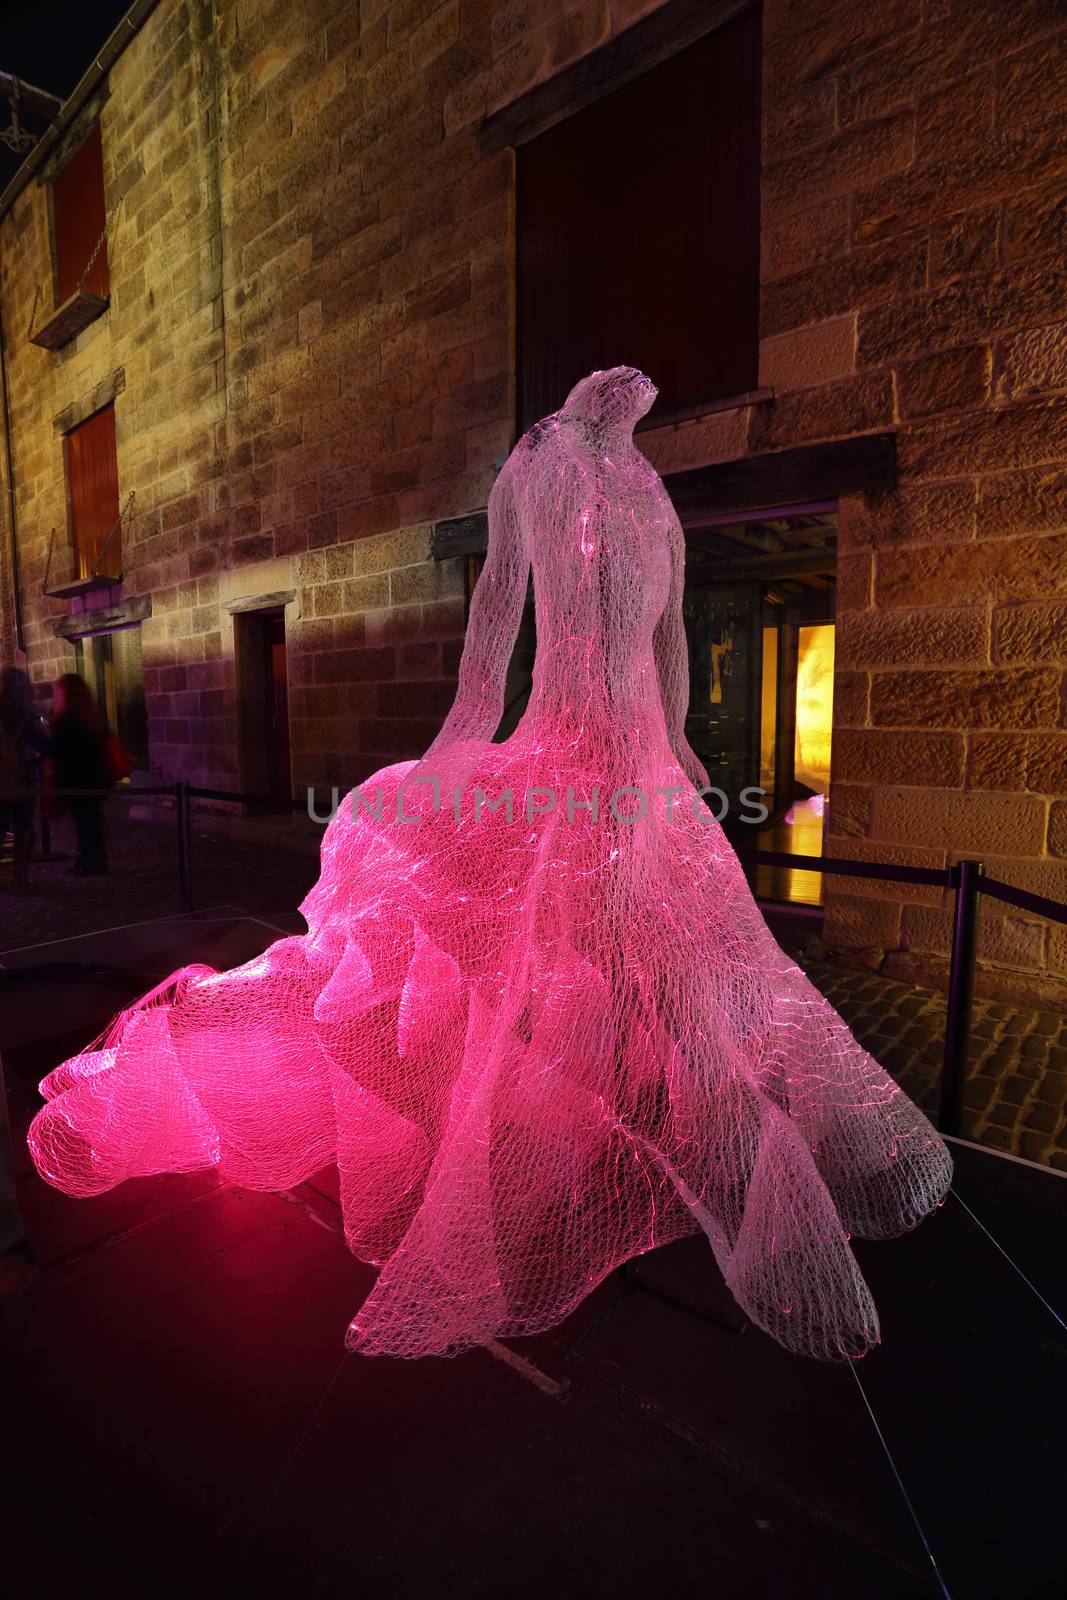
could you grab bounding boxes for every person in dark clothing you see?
[51,673,111,876]
[0,667,50,887]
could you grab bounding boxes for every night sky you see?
[0,4,135,191]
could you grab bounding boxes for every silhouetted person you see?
[0,667,49,888]
[51,673,110,876]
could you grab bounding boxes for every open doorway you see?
[73,625,149,770]
[233,606,291,809]
[681,503,837,907]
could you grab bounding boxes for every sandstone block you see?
[833,728,966,785]
[759,317,855,392]
[978,853,1067,909]
[1050,800,1067,856]
[826,780,872,838]
[993,599,1067,663]
[837,482,977,552]
[353,526,432,576]
[765,0,921,99]
[1048,924,1067,978]
[870,666,1061,730]
[763,113,915,221]
[314,645,396,685]
[824,838,948,906]
[903,902,1045,968]
[821,893,903,952]
[872,787,1047,854]
[996,324,1067,403]
[831,669,870,726]
[399,641,441,677]
[1003,182,1067,266]
[762,79,836,162]
[916,66,996,161]
[359,717,443,757]
[998,27,1067,130]
[897,345,991,419]
[977,466,1067,542]
[968,732,1067,794]
[877,534,1067,609]
[342,575,391,612]
[379,679,456,719]
[855,122,1066,244]
[838,606,988,668]
[764,372,894,450]
[930,206,999,284]
[311,582,343,618]
[761,198,850,285]
[837,551,873,612]
[390,561,449,607]
[902,395,1067,480]
[761,261,850,341]
[638,408,751,475]
[858,270,1066,367]
[849,234,929,311]
[337,496,401,542]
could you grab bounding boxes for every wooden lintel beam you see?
[479,0,752,155]
[668,433,897,523]
[0,71,63,120]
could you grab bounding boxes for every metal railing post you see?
[175,781,193,913]
[939,858,984,1136]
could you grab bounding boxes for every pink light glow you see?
[27,368,951,1361]
[785,793,827,824]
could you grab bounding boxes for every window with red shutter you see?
[517,5,762,431]
[67,403,121,579]
[52,122,109,304]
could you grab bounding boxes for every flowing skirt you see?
[28,740,951,1359]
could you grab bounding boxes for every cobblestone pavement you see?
[782,946,1067,1172]
[3,808,1065,1171]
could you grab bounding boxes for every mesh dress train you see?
[28,368,952,1361]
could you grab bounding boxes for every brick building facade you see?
[1,0,1065,1004]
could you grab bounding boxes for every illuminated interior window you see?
[794,623,835,796]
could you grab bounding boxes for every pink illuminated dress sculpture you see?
[29,368,952,1360]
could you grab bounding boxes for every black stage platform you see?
[2,911,1064,1599]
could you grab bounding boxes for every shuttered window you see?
[52,122,109,302]
[67,403,121,579]
[517,4,762,431]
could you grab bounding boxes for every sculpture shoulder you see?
[520,412,563,453]
[490,417,571,507]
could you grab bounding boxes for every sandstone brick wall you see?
[1,0,662,790]
[1,0,1065,1001]
[757,0,1067,1002]
[0,0,230,756]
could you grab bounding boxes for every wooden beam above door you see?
[431,433,895,562]
[479,0,754,155]
[669,433,896,525]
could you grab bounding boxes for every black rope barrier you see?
[978,874,1067,930]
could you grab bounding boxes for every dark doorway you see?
[516,4,763,430]
[681,505,837,906]
[234,607,291,809]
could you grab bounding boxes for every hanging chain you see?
[78,194,123,293]
[1,77,37,155]
[89,487,137,579]
[26,192,120,336]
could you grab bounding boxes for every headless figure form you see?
[30,369,951,1360]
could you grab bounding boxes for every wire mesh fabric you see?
[28,367,952,1360]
